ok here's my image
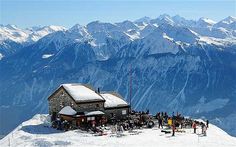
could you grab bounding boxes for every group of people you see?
[192,120,209,136]
[52,118,71,131]
[156,112,169,129]
[155,111,209,137]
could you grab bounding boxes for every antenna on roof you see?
[129,64,132,112]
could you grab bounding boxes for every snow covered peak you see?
[68,24,89,37]
[172,15,196,27]
[0,24,29,43]
[126,28,180,56]
[70,24,83,30]
[28,25,67,42]
[5,24,19,30]
[199,17,216,25]
[135,16,151,23]
[0,24,67,44]
[214,16,236,29]
[44,25,66,31]
[159,14,174,25]
[87,21,118,33]
[196,17,216,27]
[158,24,200,44]
[150,14,175,26]
[116,20,139,31]
[221,16,236,24]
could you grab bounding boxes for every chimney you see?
[97,88,100,94]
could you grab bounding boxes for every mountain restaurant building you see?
[47,83,129,127]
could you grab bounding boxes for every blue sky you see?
[0,0,235,28]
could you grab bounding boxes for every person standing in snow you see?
[168,117,172,128]
[172,122,176,136]
[201,122,204,134]
[192,121,197,134]
[120,125,124,133]
[206,120,209,128]
[158,115,162,128]
[203,125,207,136]
[164,112,168,124]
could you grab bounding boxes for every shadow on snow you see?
[21,124,62,135]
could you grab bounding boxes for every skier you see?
[168,117,172,128]
[158,116,163,128]
[206,120,209,128]
[164,112,168,124]
[201,122,205,134]
[192,121,197,134]
[203,124,207,136]
[172,122,176,136]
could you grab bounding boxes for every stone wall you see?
[104,107,129,121]
[48,88,104,114]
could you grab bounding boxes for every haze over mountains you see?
[0,14,236,137]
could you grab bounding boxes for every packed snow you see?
[62,84,104,102]
[101,93,129,108]
[58,106,77,116]
[1,114,236,147]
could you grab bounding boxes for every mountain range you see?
[0,14,236,137]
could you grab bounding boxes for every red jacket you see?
[192,123,196,129]
[172,124,176,130]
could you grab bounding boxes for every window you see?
[87,117,95,121]
[122,110,127,115]
[71,102,74,106]
[96,104,99,107]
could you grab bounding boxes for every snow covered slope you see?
[1,114,236,147]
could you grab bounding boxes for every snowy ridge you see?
[1,15,236,59]
[0,114,236,147]
[0,25,66,44]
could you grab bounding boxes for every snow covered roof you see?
[84,111,105,116]
[59,106,77,116]
[61,84,104,102]
[101,93,129,108]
